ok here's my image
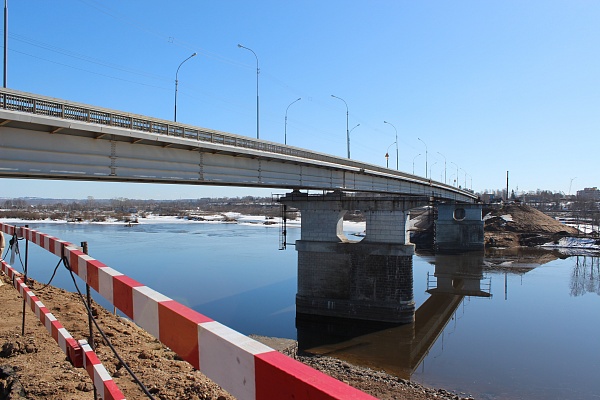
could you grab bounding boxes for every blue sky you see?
[2,0,598,199]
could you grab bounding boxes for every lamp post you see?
[238,44,260,139]
[3,0,7,88]
[460,168,468,189]
[437,151,447,184]
[417,137,428,179]
[174,52,197,122]
[412,153,421,175]
[284,97,301,145]
[383,121,399,170]
[429,161,438,181]
[450,162,459,188]
[449,173,456,188]
[385,142,396,169]
[331,94,350,158]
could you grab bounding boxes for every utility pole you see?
[506,171,509,202]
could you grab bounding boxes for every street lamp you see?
[383,121,399,170]
[412,153,421,175]
[450,162,459,188]
[174,52,197,122]
[460,168,468,188]
[429,161,438,181]
[417,137,428,179]
[331,94,350,158]
[238,44,260,139]
[437,151,447,184]
[465,172,472,190]
[284,97,301,145]
[385,142,396,169]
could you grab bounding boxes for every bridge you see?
[0,88,486,398]
[0,88,484,324]
[0,88,476,202]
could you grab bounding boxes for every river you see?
[3,220,599,400]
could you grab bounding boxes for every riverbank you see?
[0,274,473,399]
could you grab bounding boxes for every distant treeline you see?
[0,196,286,221]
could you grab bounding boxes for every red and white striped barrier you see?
[0,223,375,400]
[0,257,125,399]
[79,340,125,400]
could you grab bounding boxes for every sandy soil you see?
[0,274,472,400]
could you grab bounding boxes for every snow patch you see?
[541,237,600,250]
[482,213,513,222]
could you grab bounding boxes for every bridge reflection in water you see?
[296,251,491,380]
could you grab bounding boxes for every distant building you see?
[576,187,600,201]
[481,193,496,203]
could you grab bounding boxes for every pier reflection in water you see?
[297,249,600,400]
[297,251,492,380]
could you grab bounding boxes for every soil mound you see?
[484,203,579,247]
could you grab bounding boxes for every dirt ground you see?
[0,273,473,400]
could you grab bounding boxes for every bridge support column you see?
[434,203,484,253]
[280,191,429,324]
[364,210,410,244]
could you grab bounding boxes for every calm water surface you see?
[7,221,600,400]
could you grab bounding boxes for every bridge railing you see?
[0,88,475,199]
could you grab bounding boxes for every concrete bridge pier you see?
[434,203,484,253]
[280,191,429,324]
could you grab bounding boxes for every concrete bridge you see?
[0,88,484,325]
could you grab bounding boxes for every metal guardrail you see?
[0,88,475,198]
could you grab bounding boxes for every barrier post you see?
[21,225,29,335]
[81,241,98,400]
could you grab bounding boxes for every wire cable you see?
[9,48,170,91]
[36,257,64,291]
[61,254,156,400]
